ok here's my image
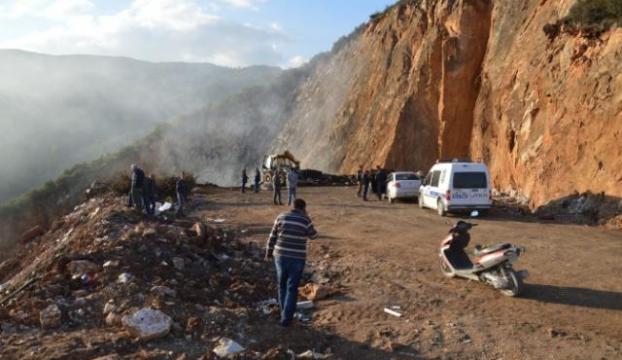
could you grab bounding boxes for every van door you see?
[423,170,441,208]
[450,171,489,207]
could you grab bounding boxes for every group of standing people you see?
[241,168,262,194]
[128,164,189,217]
[356,165,388,201]
[241,167,300,206]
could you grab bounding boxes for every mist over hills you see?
[0,50,281,203]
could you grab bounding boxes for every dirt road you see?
[197,186,622,359]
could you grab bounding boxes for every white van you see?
[419,160,492,216]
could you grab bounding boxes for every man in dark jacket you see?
[143,174,158,215]
[254,168,261,193]
[176,173,188,217]
[273,170,283,205]
[265,198,318,327]
[242,169,249,193]
[375,166,388,201]
[129,164,145,211]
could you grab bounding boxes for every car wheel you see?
[437,199,446,217]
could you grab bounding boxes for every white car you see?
[386,172,422,203]
[419,160,492,216]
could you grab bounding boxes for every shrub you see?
[566,0,622,28]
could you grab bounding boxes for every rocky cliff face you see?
[274,0,622,208]
[471,0,622,207]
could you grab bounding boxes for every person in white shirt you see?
[287,168,300,206]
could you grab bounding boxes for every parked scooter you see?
[439,211,528,296]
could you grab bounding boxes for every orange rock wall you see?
[275,0,622,208]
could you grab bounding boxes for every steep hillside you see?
[274,0,622,208]
[0,50,280,203]
[0,68,307,259]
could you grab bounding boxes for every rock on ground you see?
[122,308,172,341]
[39,304,62,329]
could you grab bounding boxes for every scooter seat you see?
[474,243,511,256]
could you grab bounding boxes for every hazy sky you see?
[0,0,395,68]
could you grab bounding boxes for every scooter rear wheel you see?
[439,257,454,278]
[499,269,522,297]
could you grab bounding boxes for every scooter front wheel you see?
[439,257,454,278]
[499,269,522,297]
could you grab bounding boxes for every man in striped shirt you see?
[265,198,318,327]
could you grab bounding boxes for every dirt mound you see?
[534,191,622,226]
[0,194,322,359]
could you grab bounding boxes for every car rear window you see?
[452,172,487,189]
[395,173,419,181]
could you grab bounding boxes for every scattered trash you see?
[117,273,133,284]
[294,312,312,323]
[158,202,173,213]
[299,283,333,301]
[207,218,227,224]
[384,307,403,317]
[296,301,314,310]
[297,349,331,359]
[103,260,119,268]
[79,272,98,286]
[122,308,172,341]
[39,304,62,329]
[256,298,279,315]
[213,337,245,358]
[0,193,314,357]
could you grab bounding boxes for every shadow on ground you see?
[522,283,622,311]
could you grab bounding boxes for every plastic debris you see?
[297,349,332,359]
[158,202,173,213]
[103,260,119,268]
[213,337,245,358]
[117,273,133,284]
[296,301,314,310]
[384,307,402,317]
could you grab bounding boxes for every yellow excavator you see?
[262,151,300,189]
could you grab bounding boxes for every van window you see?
[430,171,441,187]
[439,170,446,185]
[424,173,432,185]
[396,173,419,181]
[453,172,487,189]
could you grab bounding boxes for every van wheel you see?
[388,196,394,204]
[418,195,425,209]
[437,199,446,217]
